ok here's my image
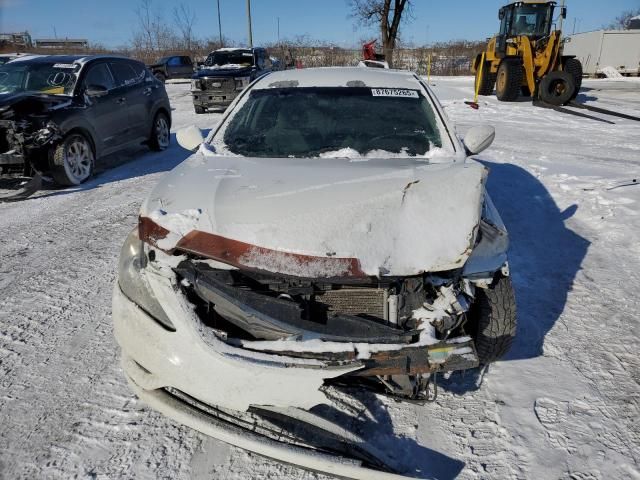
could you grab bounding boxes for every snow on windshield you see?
[211,86,450,159]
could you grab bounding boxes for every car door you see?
[165,56,182,79]
[179,56,193,78]
[80,61,129,153]
[109,60,149,143]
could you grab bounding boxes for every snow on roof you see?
[213,47,252,52]
[253,67,421,90]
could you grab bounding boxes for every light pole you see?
[217,0,223,47]
[246,0,253,48]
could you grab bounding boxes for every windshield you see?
[205,50,254,68]
[0,62,79,95]
[511,5,553,37]
[214,87,443,158]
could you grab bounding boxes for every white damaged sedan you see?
[113,67,516,478]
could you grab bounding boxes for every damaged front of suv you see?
[113,68,515,478]
[0,57,78,199]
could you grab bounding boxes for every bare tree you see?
[348,0,412,67]
[607,8,640,30]
[173,3,197,51]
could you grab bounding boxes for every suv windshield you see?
[215,87,443,158]
[511,5,553,37]
[0,61,79,96]
[205,50,254,68]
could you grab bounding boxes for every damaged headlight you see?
[118,228,174,330]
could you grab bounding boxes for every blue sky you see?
[1,0,638,48]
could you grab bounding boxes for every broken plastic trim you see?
[139,215,369,279]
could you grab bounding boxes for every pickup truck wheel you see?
[154,72,166,83]
[49,133,95,186]
[149,112,170,151]
[194,106,206,114]
[468,276,517,364]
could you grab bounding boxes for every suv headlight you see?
[234,76,250,90]
[117,228,174,330]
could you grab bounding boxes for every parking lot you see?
[1,77,639,479]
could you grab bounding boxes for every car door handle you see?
[116,97,126,104]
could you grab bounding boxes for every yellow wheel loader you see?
[472,1,583,106]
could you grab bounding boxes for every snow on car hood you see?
[141,153,487,277]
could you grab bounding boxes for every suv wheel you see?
[49,133,95,186]
[149,112,170,151]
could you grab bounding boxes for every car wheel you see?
[467,275,517,364]
[149,112,170,151]
[49,133,95,186]
[538,71,576,106]
[154,72,166,83]
[194,106,206,114]
[495,59,523,102]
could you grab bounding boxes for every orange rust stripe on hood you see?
[138,216,368,278]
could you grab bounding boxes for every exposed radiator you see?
[317,288,389,320]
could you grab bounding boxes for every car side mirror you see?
[176,125,204,152]
[86,84,108,97]
[463,125,495,156]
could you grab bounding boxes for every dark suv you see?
[148,55,194,82]
[191,47,272,113]
[0,55,171,186]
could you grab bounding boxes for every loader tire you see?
[475,61,497,96]
[563,58,583,99]
[538,71,576,106]
[496,59,523,102]
[468,276,517,364]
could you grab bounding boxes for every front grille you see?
[317,288,388,320]
[202,77,235,92]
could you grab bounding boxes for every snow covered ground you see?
[1,77,639,479]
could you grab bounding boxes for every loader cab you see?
[496,2,560,55]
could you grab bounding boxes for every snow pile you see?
[600,66,623,78]
[149,208,202,250]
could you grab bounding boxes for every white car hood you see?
[141,153,487,278]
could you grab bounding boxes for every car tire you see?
[468,275,517,364]
[563,58,583,100]
[49,133,95,186]
[475,60,497,96]
[149,112,170,151]
[194,106,206,114]
[495,59,523,102]
[154,72,166,83]
[538,71,576,106]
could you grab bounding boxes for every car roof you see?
[6,54,136,65]
[253,67,422,90]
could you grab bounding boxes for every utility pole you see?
[246,0,253,48]
[277,17,280,45]
[217,0,223,47]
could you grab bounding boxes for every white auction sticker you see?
[371,88,419,98]
[53,63,77,69]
